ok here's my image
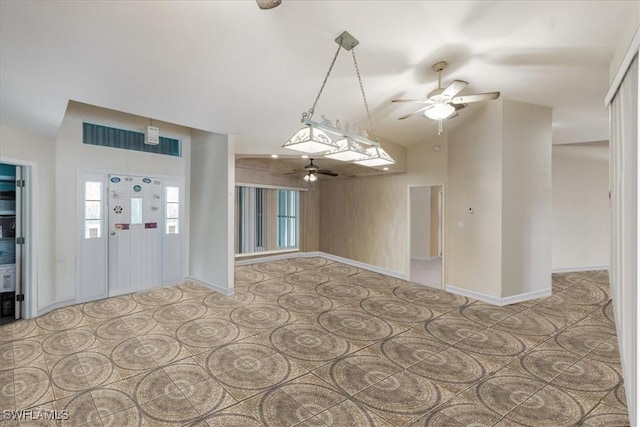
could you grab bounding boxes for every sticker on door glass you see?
[143,178,152,184]
[133,185,142,192]
[115,223,130,230]
[110,177,121,183]
[113,206,123,214]
[145,223,157,229]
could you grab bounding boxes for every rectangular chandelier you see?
[281,31,394,167]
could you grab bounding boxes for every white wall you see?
[447,101,504,299]
[446,99,552,303]
[407,133,448,187]
[0,121,55,313]
[552,142,609,271]
[189,130,234,292]
[55,101,191,307]
[501,100,552,297]
[410,186,430,259]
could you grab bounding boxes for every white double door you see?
[108,175,163,296]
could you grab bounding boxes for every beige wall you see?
[320,173,408,275]
[552,142,609,270]
[447,101,504,298]
[190,130,233,290]
[410,186,430,259]
[447,99,552,300]
[0,121,56,312]
[501,100,552,297]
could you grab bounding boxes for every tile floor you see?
[0,257,629,426]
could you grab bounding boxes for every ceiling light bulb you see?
[308,173,318,182]
[271,154,278,158]
[301,155,309,159]
[424,103,455,120]
[383,167,389,171]
[302,174,310,182]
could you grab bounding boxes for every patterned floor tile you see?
[0,258,628,426]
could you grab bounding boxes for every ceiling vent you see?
[145,126,160,145]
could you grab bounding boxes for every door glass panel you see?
[166,203,179,219]
[166,187,179,203]
[84,181,102,239]
[85,201,101,220]
[131,198,143,224]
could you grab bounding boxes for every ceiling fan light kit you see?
[282,30,395,172]
[392,60,500,135]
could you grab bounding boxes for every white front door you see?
[108,175,163,296]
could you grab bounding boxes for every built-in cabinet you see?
[0,166,17,324]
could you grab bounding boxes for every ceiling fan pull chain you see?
[351,49,380,145]
[302,43,343,123]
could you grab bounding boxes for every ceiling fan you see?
[284,158,338,182]
[392,61,500,122]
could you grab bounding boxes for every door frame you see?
[76,168,186,302]
[407,184,446,290]
[0,157,36,319]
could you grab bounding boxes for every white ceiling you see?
[0,1,636,151]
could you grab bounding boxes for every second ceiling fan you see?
[392,61,500,122]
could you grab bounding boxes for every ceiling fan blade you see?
[318,171,338,177]
[398,105,434,120]
[391,98,434,104]
[451,92,500,104]
[442,80,468,98]
[446,111,459,119]
[284,170,303,175]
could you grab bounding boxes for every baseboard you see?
[234,250,408,281]
[37,297,77,316]
[235,251,306,266]
[185,276,234,296]
[316,252,408,281]
[552,265,609,273]
[445,285,552,307]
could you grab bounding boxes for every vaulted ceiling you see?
[1,1,637,153]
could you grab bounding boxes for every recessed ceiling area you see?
[1,1,637,152]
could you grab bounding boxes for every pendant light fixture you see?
[282,31,394,167]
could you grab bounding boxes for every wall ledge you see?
[445,285,551,307]
[184,276,233,296]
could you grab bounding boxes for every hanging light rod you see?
[282,30,394,167]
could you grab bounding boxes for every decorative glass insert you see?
[166,186,179,234]
[84,181,102,239]
[131,198,143,225]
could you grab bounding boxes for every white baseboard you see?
[37,297,77,316]
[185,276,234,296]
[318,252,408,281]
[234,250,408,281]
[445,284,552,307]
[552,265,609,273]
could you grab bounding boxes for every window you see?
[277,189,299,249]
[84,181,102,238]
[166,186,179,234]
[235,186,300,255]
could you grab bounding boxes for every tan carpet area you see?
[0,257,629,426]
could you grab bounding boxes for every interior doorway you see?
[409,185,443,289]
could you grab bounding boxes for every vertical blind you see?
[235,186,299,254]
